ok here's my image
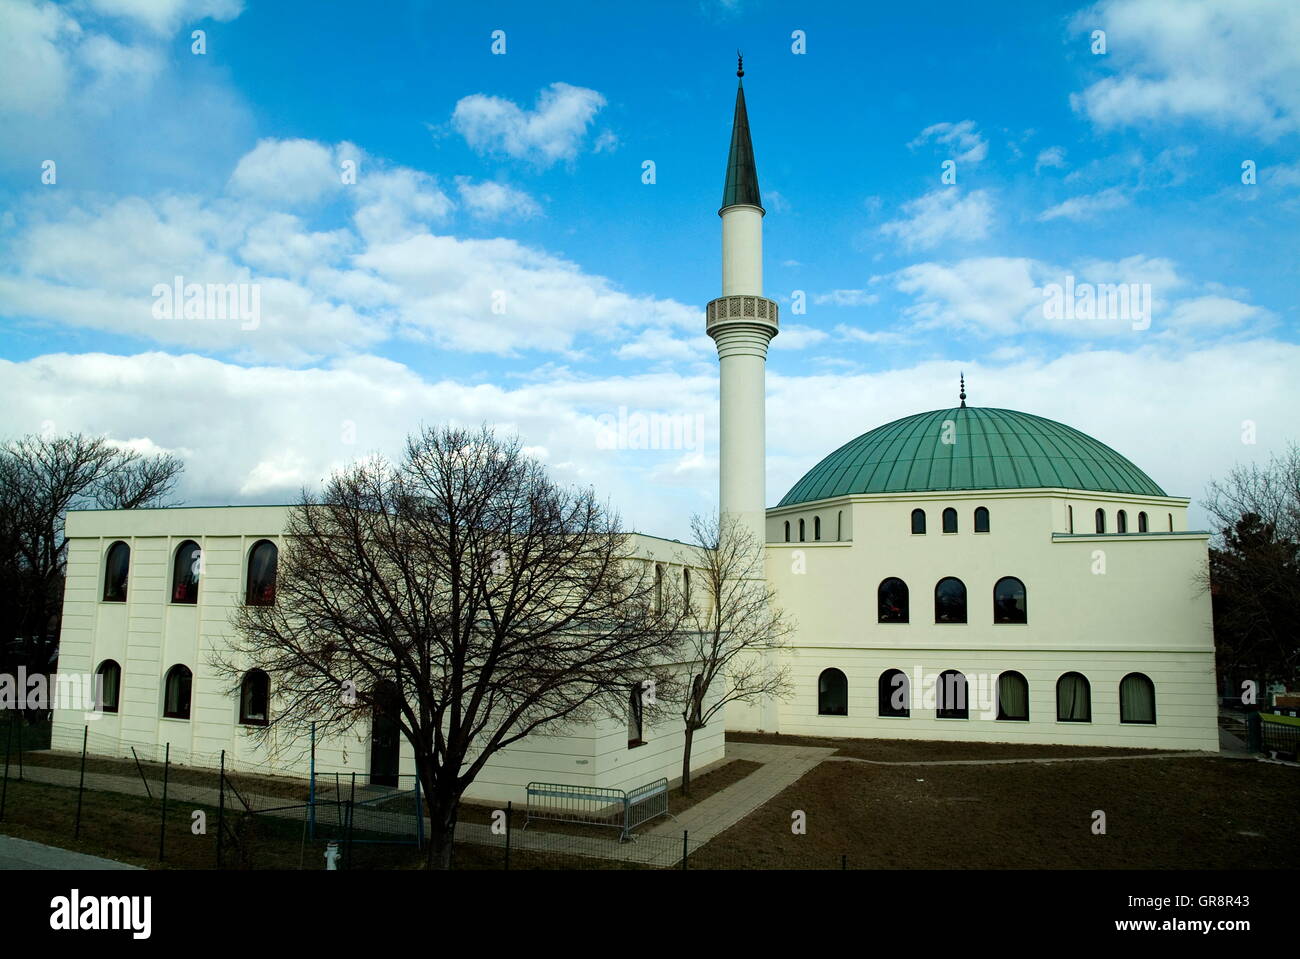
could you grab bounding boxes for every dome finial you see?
[959,372,967,408]
[737,51,744,78]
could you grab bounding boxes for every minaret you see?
[707,55,778,549]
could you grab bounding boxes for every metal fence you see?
[1252,712,1300,758]
[524,777,671,840]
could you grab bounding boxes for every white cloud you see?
[908,120,988,165]
[1035,146,1067,172]
[455,177,541,220]
[5,344,1296,539]
[813,290,879,307]
[83,0,243,34]
[771,325,829,350]
[227,137,341,207]
[1037,186,1130,221]
[880,189,994,250]
[452,82,608,167]
[1071,0,1300,138]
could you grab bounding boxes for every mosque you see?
[50,65,1219,803]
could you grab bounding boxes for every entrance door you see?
[369,682,401,787]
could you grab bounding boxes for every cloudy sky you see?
[0,0,1296,538]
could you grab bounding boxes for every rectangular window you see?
[628,684,645,748]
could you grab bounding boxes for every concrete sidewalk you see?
[645,741,835,844]
[0,835,140,870]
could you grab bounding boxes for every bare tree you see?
[1202,443,1300,695]
[222,425,680,869]
[668,512,792,795]
[0,434,184,697]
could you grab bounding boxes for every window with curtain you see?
[1119,673,1156,724]
[993,576,1027,624]
[163,665,192,720]
[878,669,909,717]
[96,660,121,713]
[1117,510,1128,533]
[628,683,646,747]
[996,671,1029,721]
[245,540,278,606]
[936,670,968,719]
[942,507,958,533]
[934,577,967,623]
[818,668,848,716]
[877,577,909,623]
[974,506,990,533]
[911,509,926,534]
[240,669,270,725]
[1056,672,1091,722]
[171,540,201,604]
[103,541,130,602]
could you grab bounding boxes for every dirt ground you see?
[688,755,1300,870]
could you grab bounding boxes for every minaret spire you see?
[721,58,762,213]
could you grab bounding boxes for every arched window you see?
[628,683,645,747]
[654,564,664,612]
[1117,510,1128,534]
[239,669,270,726]
[798,518,806,542]
[1056,672,1091,722]
[246,540,278,606]
[996,670,1029,721]
[1095,509,1106,533]
[817,668,848,716]
[837,511,843,541]
[1119,672,1156,724]
[877,577,909,623]
[682,568,692,611]
[1167,513,1173,532]
[171,539,201,604]
[784,521,790,543]
[814,516,821,541]
[993,576,1027,624]
[1067,505,1074,533]
[878,669,909,717]
[1138,511,1148,533]
[934,577,967,623]
[163,664,192,720]
[96,660,121,714]
[974,506,989,533]
[103,541,130,602]
[936,669,968,719]
[942,507,958,533]
[911,509,926,535]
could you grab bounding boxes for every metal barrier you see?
[1257,712,1300,758]
[524,778,671,840]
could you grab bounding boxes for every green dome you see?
[777,407,1166,506]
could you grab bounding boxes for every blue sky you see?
[1,0,1297,536]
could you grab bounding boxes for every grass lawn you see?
[687,755,1300,869]
[726,730,1169,762]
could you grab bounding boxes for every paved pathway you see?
[645,741,835,844]
[0,835,140,870]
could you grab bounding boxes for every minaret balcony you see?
[705,295,779,336]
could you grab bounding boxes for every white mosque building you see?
[50,66,1219,802]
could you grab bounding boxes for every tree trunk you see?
[680,725,695,796]
[425,794,459,870]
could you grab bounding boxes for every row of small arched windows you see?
[101,539,278,606]
[816,668,1156,724]
[94,660,270,725]
[878,576,1026,624]
[783,511,845,542]
[1069,507,1173,534]
[910,507,990,535]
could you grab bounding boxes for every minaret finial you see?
[737,51,744,78]
[959,372,967,408]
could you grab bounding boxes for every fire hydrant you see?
[324,841,340,870]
